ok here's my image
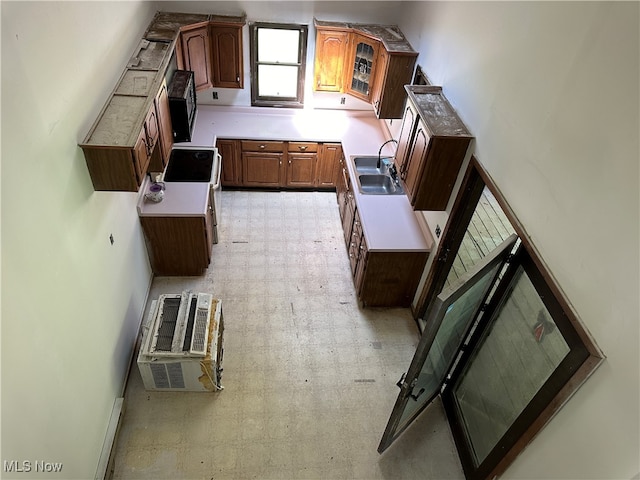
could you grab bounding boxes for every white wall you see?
[397,2,639,478]
[1,2,155,478]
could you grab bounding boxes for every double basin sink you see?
[351,156,405,195]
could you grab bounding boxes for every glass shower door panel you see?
[452,267,570,465]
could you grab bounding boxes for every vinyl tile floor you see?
[111,190,464,480]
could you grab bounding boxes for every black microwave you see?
[168,70,196,143]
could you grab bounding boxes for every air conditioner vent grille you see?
[155,297,181,352]
[191,308,209,354]
[182,297,198,351]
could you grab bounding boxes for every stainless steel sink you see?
[351,155,405,195]
[358,174,405,195]
[353,156,392,175]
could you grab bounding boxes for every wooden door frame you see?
[413,156,605,478]
[415,156,602,362]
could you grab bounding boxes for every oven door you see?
[209,150,222,244]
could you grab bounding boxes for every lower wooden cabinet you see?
[241,141,285,187]
[317,143,342,187]
[340,176,428,307]
[219,139,341,189]
[355,243,428,307]
[140,197,214,276]
[218,138,242,187]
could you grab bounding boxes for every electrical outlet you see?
[435,225,441,238]
[109,234,115,245]
[340,97,346,105]
[212,91,219,100]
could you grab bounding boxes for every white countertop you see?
[141,105,432,252]
[137,177,209,217]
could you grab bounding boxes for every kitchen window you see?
[250,22,308,107]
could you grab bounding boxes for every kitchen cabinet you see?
[139,192,214,276]
[286,142,318,187]
[149,82,173,172]
[356,245,428,307]
[179,23,213,91]
[314,29,349,92]
[313,19,417,119]
[210,22,244,88]
[79,38,174,191]
[229,139,340,190]
[338,163,356,246]
[178,16,245,91]
[241,141,285,187]
[397,86,474,211]
[317,143,342,187]
[370,45,417,119]
[348,209,364,275]
[340,189,428,307]
[218,138,243,187]
[82,97,162,191]
[345,33,379,102]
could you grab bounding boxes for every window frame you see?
[249,22,308,108]
[413,156,605,479]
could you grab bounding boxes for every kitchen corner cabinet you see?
[397,85,474,211]
[345,33,379,102]
[140,195,214,276]
[218,138,242,187]
[313,19,417,119]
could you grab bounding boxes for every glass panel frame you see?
[377,234,518,454]
[441,220,603,480]
[394,157,604,479]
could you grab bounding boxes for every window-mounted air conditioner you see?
[137,292,224,392]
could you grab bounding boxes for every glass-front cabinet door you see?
[345,34,379,102]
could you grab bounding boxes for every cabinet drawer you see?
[288,142,318,153]
[241,140,284,152]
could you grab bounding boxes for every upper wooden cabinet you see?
[177,15,245,92]
[179,23,213,91]
[314,29,349,92]
[210,23,244,88]
[79,39,174,191]
[345,33,380,102]
[313,19,417,119]
[396,86,474,211]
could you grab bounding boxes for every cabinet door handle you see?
[237,75,240,82]
[288,160,291,165]
[299,146,307,151]
[259,144,266,149]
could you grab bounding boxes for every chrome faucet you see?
[377,139,399,169]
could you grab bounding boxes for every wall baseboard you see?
[94,397,124,480]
